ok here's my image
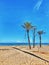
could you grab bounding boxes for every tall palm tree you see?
[22,22,33,49]
[32,26,36,48]
[37,31,45,47]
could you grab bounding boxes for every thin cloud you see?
[34,0,43,10]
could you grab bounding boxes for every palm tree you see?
[37,31,45,47]
[32,26,36,48]
[22,22,33,49]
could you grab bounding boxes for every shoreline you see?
[0,44,49,46]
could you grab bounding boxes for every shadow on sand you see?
[0,49,10,50]
[12,47,49,63]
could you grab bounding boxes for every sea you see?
[0,43,49,46]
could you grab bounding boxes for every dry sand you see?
[0,45,49,65]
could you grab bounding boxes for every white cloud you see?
[34,0,43,10]
[30,38,32,43]
[16,40,21,43]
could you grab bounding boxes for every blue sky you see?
[0,0,49,43]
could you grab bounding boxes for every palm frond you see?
[22,22,33,30]
[21,25,25,28]
[37,30,45,34]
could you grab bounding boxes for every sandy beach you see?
[0,46,49,65]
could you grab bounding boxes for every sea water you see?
[0,43,49,46]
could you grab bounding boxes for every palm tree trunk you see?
[33,29,35,48]
[39,35,41,47]
[27,30,31,49]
